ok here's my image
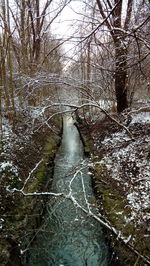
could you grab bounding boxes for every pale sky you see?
[51,0,84,57]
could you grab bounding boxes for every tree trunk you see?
[114,39,128,112]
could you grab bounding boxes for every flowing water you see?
[27,115,109,266]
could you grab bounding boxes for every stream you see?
[27,115,109,266]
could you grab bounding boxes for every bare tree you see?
[95,0,133,112]
[69,0,149,112]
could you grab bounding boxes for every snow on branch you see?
[21,159,43,191]
[66,164,150,264]
[80,171,91,214]
[42,102,134,140]
[34,109,74,133]
[5,160,149,264]
[69,166,150,264]
[6,187,63,197]
[6,159,63,197]
[128,106,150,115]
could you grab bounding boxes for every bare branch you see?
[43,102,134,140]
[124,0,133,30]
[83,1,122,42]
[5,160,149,264]
[21,159,43,191]
[6,187,63,197]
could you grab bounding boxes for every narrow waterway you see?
[27,115,109,266]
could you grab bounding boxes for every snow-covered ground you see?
[91,110,150,225]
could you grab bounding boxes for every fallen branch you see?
[6,187,63,197]
[45,102,135,140]
[128,106,150,115]
[21,159,43,191]
[6,165,149,265]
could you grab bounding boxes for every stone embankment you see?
[77,114,150,266]
[0,119,62,266]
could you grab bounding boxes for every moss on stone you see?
[25,133,60,192]
[93,159,149,265]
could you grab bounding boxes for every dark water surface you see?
[27,116,109,266]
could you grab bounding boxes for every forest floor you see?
[0,112,61,266]
[78,106,150,265]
